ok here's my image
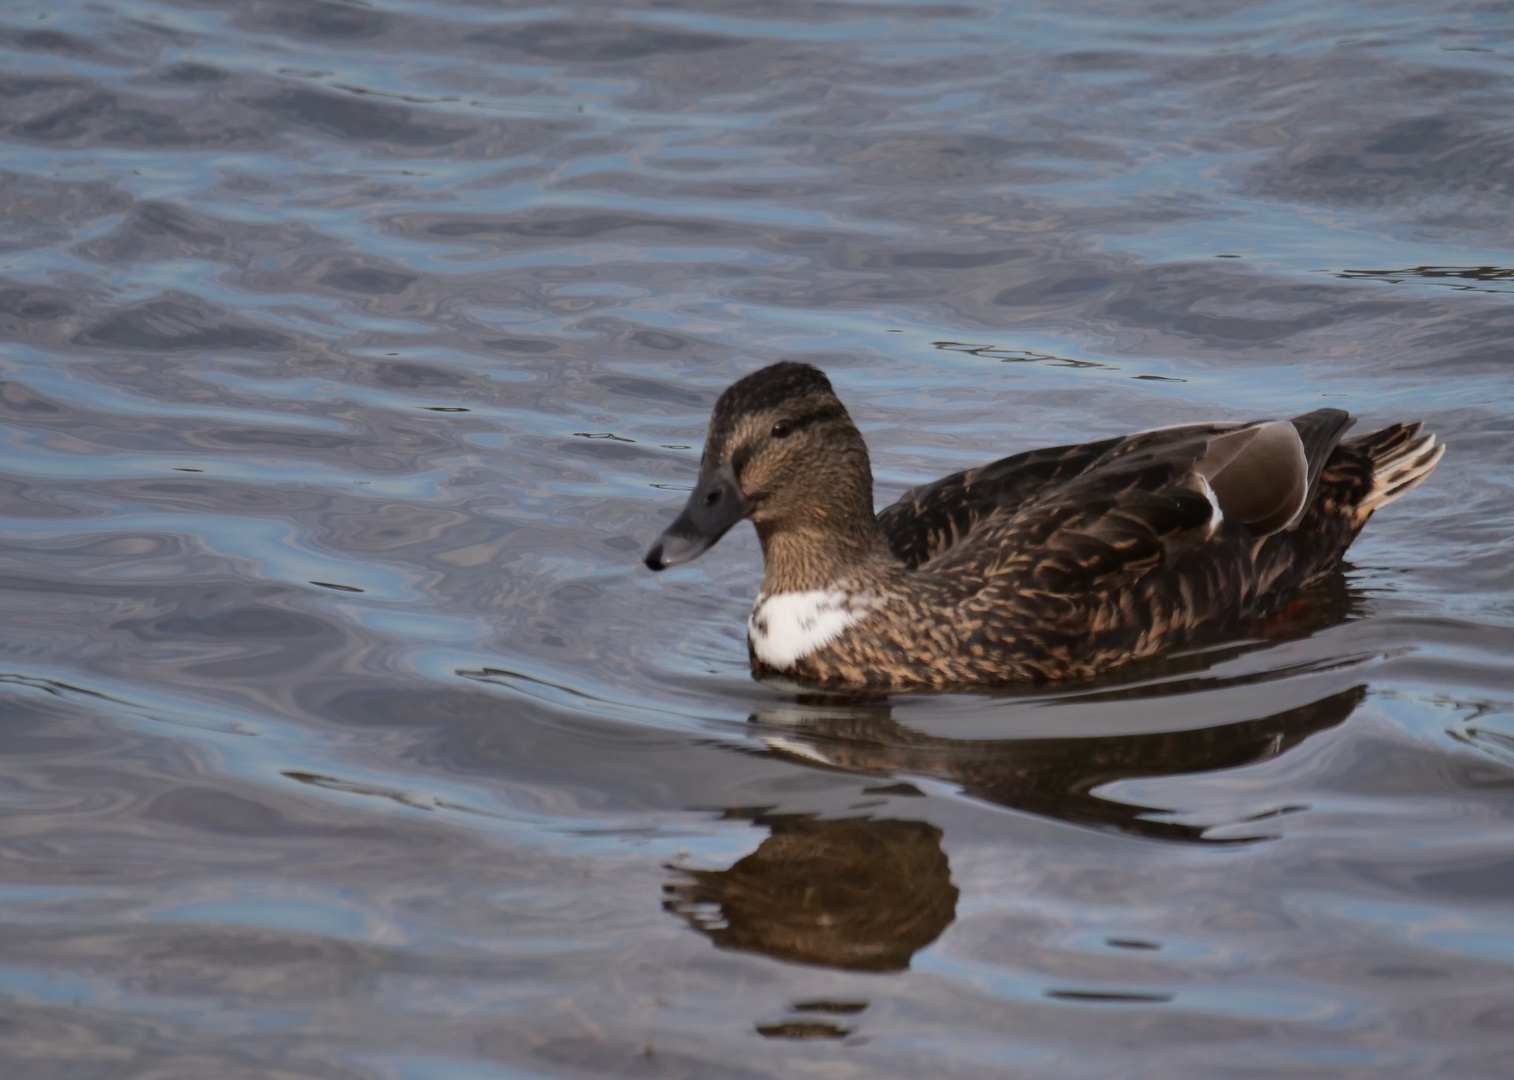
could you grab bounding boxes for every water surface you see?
[1,0,1512,1076]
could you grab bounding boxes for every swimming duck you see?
[643,362,1443,690]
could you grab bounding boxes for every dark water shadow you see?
[752,685,1366,843]
[1332,264,1514,294]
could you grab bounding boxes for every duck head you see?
[644,362,887,584]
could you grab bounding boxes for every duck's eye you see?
[770,419,794,439]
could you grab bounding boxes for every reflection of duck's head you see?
[752,684,1367,843]
[664,814,958,972]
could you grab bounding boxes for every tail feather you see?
[1345,421,1445,520]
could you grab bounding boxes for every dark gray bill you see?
[644,463,748,570]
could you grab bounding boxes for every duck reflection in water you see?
[753,683,1366,844]
[665,814,957,973]
[666,681,1365,971]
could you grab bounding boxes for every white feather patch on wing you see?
[1196,473,1224,534]
[748,588,885,669]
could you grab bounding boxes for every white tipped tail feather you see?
[1357,424,1444,520]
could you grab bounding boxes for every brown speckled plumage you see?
[645,362,1445,691]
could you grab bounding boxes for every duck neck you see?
[755,502,898,595]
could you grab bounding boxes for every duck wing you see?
[878,436,1123,568]
[921,410,1356,593]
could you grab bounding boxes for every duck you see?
[643,362,1444,690]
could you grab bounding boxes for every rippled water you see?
[1,0,1512,1075]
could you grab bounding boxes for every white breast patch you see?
[747,588,884,669]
